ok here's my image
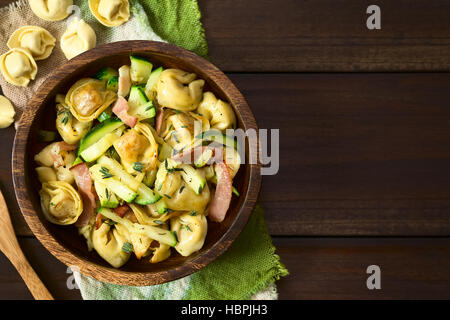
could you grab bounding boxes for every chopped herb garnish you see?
[107,147,116,158]
[100,166,113,179]
[173,231,178,242]
[198,185,203,194]
[232,186,240,197]
[61,110,71,125]
[190,211,197,216]
[122,242,134,253]
[49,202,54,206]
[181,125,188,129]
[182,224,193,232]
[105,188,110,200]
[153,220,163,225]
[172,132,180,143]
[164,194,172,199]
[179,185,185,193]
[133,162,144,173]
[103,219,117,226]
[175,110,180,114]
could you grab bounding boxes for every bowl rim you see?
[12,40,261,286]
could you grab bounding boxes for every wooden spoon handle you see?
[8,250,54,300]
[0,191,53,300]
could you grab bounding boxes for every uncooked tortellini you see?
[61,17,96,60]
[65,78,117,122]
[0,48,37,87]
[156,69,204,111]
[171,214,207,257]
[89,0,130,27]
[55,94,92,144]
[197,92,236,132]
[0,95,15,129]
[92,222,131,268]
[7,26,56,60]
[29,0,73,21]
[39,181,83,225]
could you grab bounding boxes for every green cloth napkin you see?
[74,205,289,300]
[65,0,287,299]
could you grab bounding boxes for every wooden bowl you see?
[12,41,261,286]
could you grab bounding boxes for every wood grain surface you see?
[1,237,449,300]
[0,0,450,299]
[199,0,450,72]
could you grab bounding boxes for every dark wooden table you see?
[1,0,450,299]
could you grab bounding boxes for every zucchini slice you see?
[94,67,118,82]
[130,55,153,84]
[155,159,179,192]
[144,66,163,97]
[196,129,239,151]
[128,86,156,120]
[77,118,123,157]
[97,156,141,191]
[94,180,119,208]
[106,76,119,92]
[80,127,123,162]
[98,207,177,247]
[98,109,112,122]
[90,164,137,203]
[194,148,213,168]
[179,164,206,195]
[135,183,161,205]
[155,198,168,214]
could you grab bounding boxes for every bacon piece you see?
[172,146,223,165]
[155,108,164,135]
[114,204,130,218]
[208,162,232,222]
[118,65,131,97]
[112,96,137,128]
[70,163,97,227]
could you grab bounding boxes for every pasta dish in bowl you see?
[13,41,260,285]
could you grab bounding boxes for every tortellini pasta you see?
[39,181,83,225]
[92,222,131,268]
[34,141,76,184]
[197,92,236,132]
[65,78,116,122]
[89,0,130,27]
[55,94,92,144]
[0,95,15,129]
[0,48,37,87]
[7,26,56,60]
[28,0,73,21]
[160,111,209,152]
[35,166,57,183]
[223,147,241,179]
[171,213,207,257]
[61,17,97,60]
[113,123,158,174]
[156,69,205,111]
[165,180,211,214]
